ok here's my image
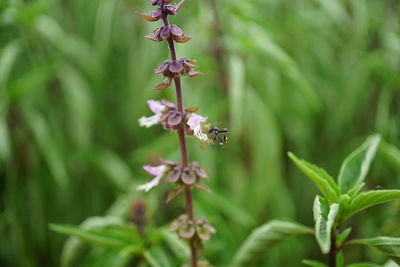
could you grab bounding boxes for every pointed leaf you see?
[313,196,340,254]
[302,259,328,267]
[346,263,381,267]
[166,187,183,203]
[336,227,352,246]
[347,237,400,264]
[50,224,138,247]
[160,229,190,262]
[143,250,162,267]
[231,220,313,267]
[288,152,340,202]
[341,190,400,222]
[338,135,381,193]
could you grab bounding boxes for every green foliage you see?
[313,196,339,253]
[341,190,400,222]
[347,237,400,265]
[231,220,313,267]
[302,259,328,267]
[50,224,140,248]
[288,152,340,203]
[1,0,400,266]
[338,135,381,194]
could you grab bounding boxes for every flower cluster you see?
[169,215,216,241]
[140,0,185,22]
[138,0,221,264]
[153,58,200,90]
[137,160,209,192]
[138,99,209,140]
[145,25,191,43]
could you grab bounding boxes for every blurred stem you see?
[162,8,197,267]
[329,231,337,267]
[209,0,228,96]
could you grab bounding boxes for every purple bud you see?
[160,26,171,39]
[193,163,208,178]
[169,60,183,73]
[170,25,183,36]
[181,167,196,184]
[156,61,169,73]
[167,111,182,126]
[167,166,181,183]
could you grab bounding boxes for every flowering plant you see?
[137,0,222,266]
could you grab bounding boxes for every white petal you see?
[137,175,163,192]
[193,125,208,141]
[138,114,161,128]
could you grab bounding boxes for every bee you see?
[208,127,229,147]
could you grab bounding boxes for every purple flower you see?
[145,25,192,43]
[187,113,208,141]
[137,164,168,192]
[138,100,166,128]
[139,0,185,22]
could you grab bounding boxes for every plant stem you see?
[162,9,197,267]
[329,233,337,267]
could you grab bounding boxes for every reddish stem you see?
[162,8,197,267]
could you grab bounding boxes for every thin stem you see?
[161,8,197,267]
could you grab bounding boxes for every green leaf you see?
[50,224,138,248]
[160,229,190,262]
[231,220,313,267]
[337,251,344,267]
[341,190,400,222]
[336,227,352,246]
[346,263,381,267]
[380,140,400,173]
[338,135,381,193]
[347,237,400,264]
[143,250,162,267]
[288,152,340,202]
[60,216,124,267]
[313,196,340,254]
[302,259,328,267]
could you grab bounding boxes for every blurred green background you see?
[1,0,400,266]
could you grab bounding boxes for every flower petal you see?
[167,111,182,126]
[147,100,165,114]
[137,175,162,192]
[160,26,171,39]
[169,60,183,73]
[170,25,183,36]
[187,113,207,129]
[167,166,182,183]
[143,164,167,176]
[181,167,196,184]
[138,114,161,128]
[155,61,169,73]
[179,222,196,239]
[151,8,162,18]
[193,162,208,178]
